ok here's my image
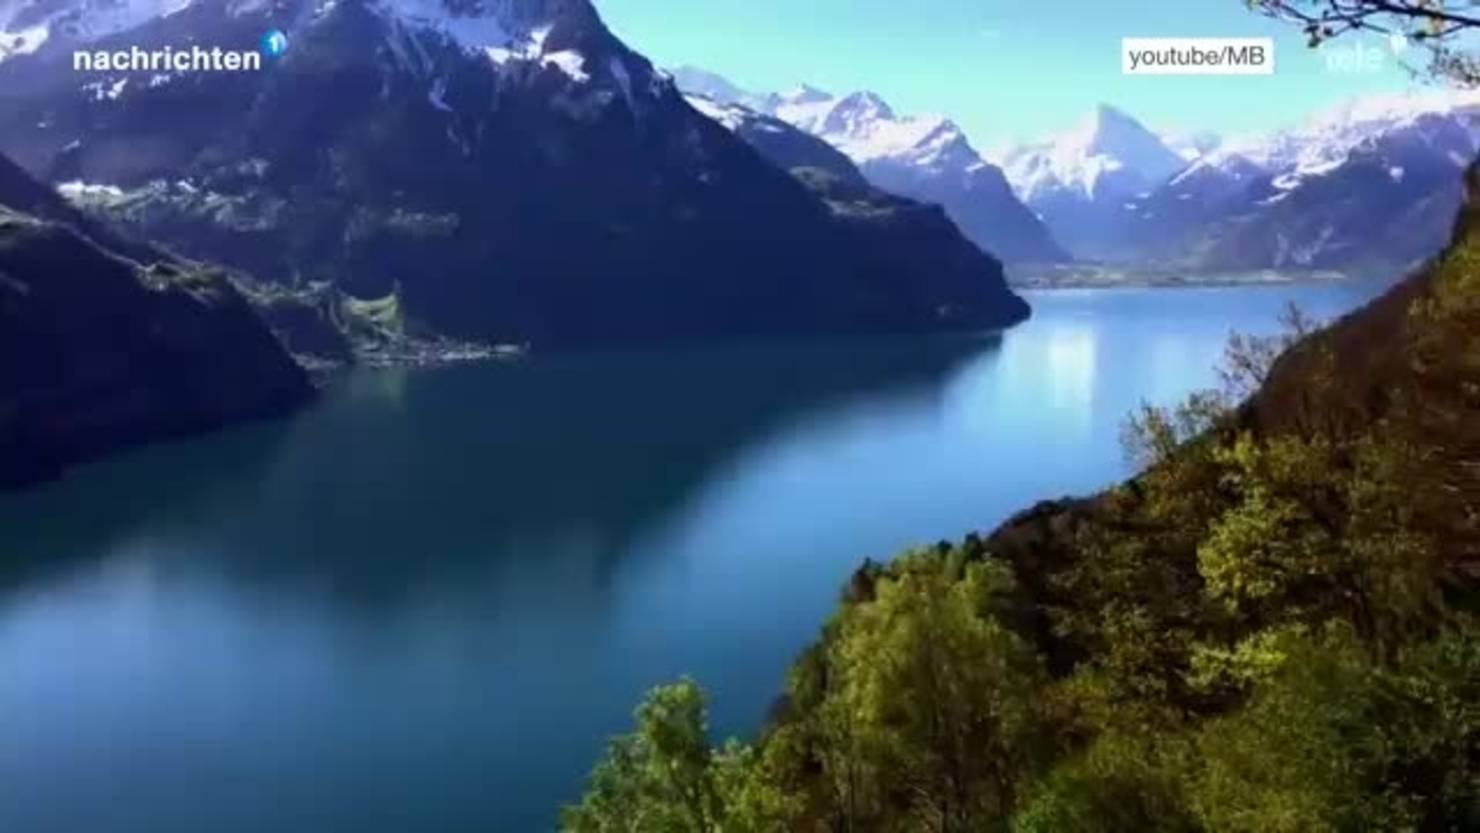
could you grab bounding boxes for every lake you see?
[0,281,1383,832]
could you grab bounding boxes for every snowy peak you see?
[1001,103,1183,204]
[1083,103,1140,139]
[822,91,895,131]
[1072,104,1184,185]
[766,87,970,166]
[668,67,985,170]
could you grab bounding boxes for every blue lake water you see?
[0,281,1382,832]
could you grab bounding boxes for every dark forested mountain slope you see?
[0,153,312,489]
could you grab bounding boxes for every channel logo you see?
[261,29,289,58]
[72,29,288,73]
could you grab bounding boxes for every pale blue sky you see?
[598,0,1428,147]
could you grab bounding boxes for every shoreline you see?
[1008,263,1354,290]
[298,341,527,385]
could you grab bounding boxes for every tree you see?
[819,555,1047,831]
[1185,624,1480,832]
[1248,0,1480,84]
[562,679,724,833]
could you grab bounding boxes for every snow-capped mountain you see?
[1124,89,1480,272]
[1001,105,1184,203]
[996,91,1480,272]
[683,93,866,186]
[0,0,1028,346]
[1224,88,1480,177]
[997,105,1185,260]
[670,64,778,114]
[673,70,1066,264]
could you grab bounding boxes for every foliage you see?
[561,679,722,833]
[566,220,1480,833]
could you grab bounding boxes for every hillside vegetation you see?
[563,171,1480,832]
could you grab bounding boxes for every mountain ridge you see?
[669,67,1067,264]
[0,0,1030,348]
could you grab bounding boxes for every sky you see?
[597,0,1432,149]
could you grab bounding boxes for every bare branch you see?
[1248,0,1480,83]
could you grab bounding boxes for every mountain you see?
[1126,90,1480,272]
[999,93,1480,273]
[0,0,1028,349]
[669,64,778,114]
[678,95,1045,317]
[672,70,1067,264]
[682,93,866,186]
[998,104,1185,260]
[0,151,312,488]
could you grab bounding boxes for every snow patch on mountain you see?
[0,0,193,62]
[1164,130,1222,162]
[684,94,747,130]
[0,22,49,61]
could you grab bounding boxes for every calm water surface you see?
[0,282,1382,832]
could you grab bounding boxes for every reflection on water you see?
[1,335,993,608]
[0,282,1381,833]
[1042,324,1098,430]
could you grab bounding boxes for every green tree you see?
[563,679,724,833]
[1186,624,1480,831]
[1010,731,1199,833]
[817,556,1047,831]
[1196,431,1442,658]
